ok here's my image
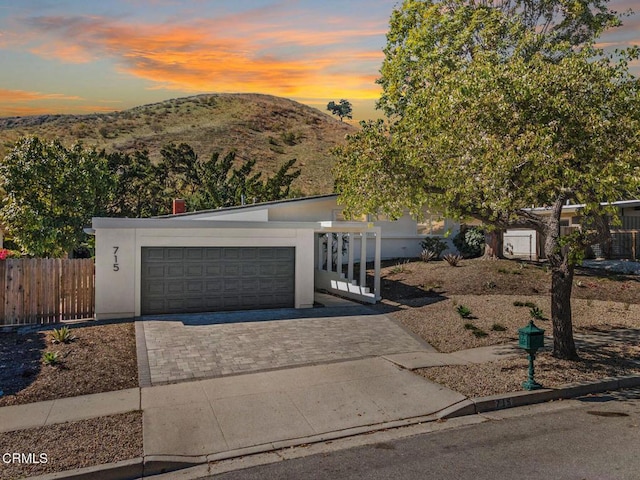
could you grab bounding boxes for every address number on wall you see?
[113,246,119,271]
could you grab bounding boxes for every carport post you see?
[374,230,381,299]
[360,232,367,287]
[336,233,343,276]
[317,233,324,270]
[347,233,354,281]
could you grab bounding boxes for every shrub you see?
[420,249,437,262]
[491,323,507,332]
[0,248,20,260]
[42,351,60,366]
[420,237,447,259]
[443,253,463,266]
[453,226,485,258]
[390,259,411,275]
[529,306,546,321]
[456,305,472,318]
[50,326,76,344]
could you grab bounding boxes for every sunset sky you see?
[1,0,638,121]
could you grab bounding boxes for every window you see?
[417,211,446,235]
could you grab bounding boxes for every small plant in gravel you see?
[390,259,411,274]
[443,253,463,266]
[514,300,538,309]
[529,306,546,320]
[456,305,472,319]
[420,249,437,262]
[42,351,60,366]
[484,280,497,289]
[50,326,76,344]
[472,328,488,338]
[463,322,489,337]
[491,323,507,332]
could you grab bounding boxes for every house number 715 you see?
[113,246,119,271]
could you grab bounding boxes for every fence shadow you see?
[0,329,46,397]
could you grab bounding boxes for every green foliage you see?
[464,322,488,337]
[326,99,353,121]
[420,237,447,259]
[491,323,507,332]
[104,150,166,217]
[50,326,76,344]
[334,0,640,359]
[390,259,411,274]
[472,328,488,338]
[443,253,463,266]
[529,306,546,320]
[514,301,538,309]
[42,351,60,366]
[456,305,472,319]
[0,137,114,257]
[453,226,485,258]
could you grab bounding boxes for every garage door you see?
[141,247,295,315]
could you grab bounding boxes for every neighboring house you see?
[504,199,640,260]
[89,194,459,319]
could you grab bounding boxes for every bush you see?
[443,253,463,266]
[453,226,485,258]
[420,237,447,259]
[0,248,20,260]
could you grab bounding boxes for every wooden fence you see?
[0,258,95,326]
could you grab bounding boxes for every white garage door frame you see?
[92,218,316,320]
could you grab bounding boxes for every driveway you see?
[136,294,434,386]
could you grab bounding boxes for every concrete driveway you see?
[135,294,434,386]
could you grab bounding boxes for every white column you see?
[374,229,381,299]
[347,233,354,282]
[360,232,367,287]
[317,234,324,270]
[336,233,343,277]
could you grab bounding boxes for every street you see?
[202,389,640,480]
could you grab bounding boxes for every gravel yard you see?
[0,412,142,480]
[374,258,640,397]
[0,321,140,478]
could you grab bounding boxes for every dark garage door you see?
[141,247,295,315]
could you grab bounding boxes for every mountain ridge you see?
[0,93,356,195]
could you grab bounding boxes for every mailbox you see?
[518,320,545,352]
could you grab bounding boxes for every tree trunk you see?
[550,264,578,359]
[544,194,579,360]
[482,230,503,259]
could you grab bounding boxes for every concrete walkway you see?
[141,357,465,462]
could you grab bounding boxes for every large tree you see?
[0,137,113,257]
[334,0,640,359]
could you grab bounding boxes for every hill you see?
[0,94,356,195]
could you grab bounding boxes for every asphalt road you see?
[204,389,640,480]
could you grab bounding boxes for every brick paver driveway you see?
[136,301,434,386]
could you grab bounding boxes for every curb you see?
[438,374,640,419]
[26,458,143,480]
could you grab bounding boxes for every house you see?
[503,199,640,260]
[89,194,459,320]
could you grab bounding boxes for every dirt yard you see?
[373,258,640,397]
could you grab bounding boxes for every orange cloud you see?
[19,14,385,101]
[0,104,118,117]
[0,89,82,102]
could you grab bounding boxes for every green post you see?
[518,320,545,391]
